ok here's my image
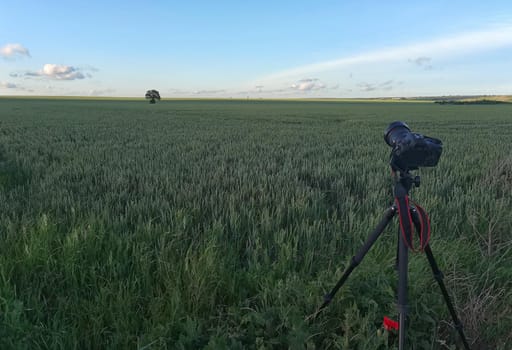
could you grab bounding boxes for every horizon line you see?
[1,94,510,101]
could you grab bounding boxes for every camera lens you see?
[384,121,411,147]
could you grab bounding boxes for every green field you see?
[0,98,510,349]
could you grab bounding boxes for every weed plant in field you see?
[0,98,510,349]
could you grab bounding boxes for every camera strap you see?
[413,201,431,250]
[394,195,431,252]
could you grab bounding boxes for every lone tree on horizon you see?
[145,89,161,104]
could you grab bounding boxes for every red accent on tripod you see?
[394,195,431,252]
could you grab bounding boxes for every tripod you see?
[312,170,471,350]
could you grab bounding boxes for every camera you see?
[384,121,443,171]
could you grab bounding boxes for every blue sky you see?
[1,0,512,97]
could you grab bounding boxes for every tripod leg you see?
[423,246,471,349]
[395,236,399,270]
[411,209,471,350]
[397,227,409,350]
[315,206,396,313]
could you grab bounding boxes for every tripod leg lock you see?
[397,303,409,315]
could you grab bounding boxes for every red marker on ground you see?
[383,316,399,331]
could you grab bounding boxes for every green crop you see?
[0,98,510,349]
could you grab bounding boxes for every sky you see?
[1,0,512,98]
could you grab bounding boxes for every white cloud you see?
[358,80,396,92]
[42,64,85,80]
[24,64,88,80]
[359,83,376,92]
[409,56,433,70]
[256,25,512,83]
[0,43,31,59]
[410,57,431,66]
[168,88,226,96]
[0,81,18,89]
[233,79,338,96]
[290,78,326,91]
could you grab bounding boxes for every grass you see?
[0,98,510,349]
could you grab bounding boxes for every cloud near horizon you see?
[358,80,397,92]
[290,78,326,92]
[88,88,116,96]
[0,81,18,89]
[23,64,90,80]
[231,79,339,96]
[1,43,31,59]
[193,89,226,95]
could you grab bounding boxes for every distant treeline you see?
[435,99,509,105]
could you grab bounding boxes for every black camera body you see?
[384,121,442,171]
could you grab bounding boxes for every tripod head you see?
[392,169,420,198]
